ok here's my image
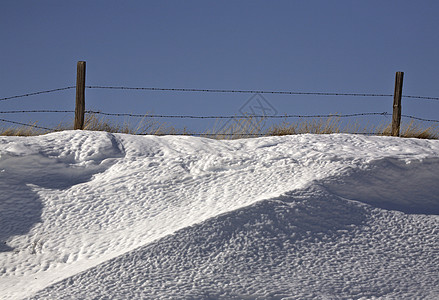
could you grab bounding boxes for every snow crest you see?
[0,131,438,299]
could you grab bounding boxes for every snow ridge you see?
[0,131,438,299]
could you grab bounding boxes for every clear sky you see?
[1,1,439,134]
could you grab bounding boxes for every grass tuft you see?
[268,117,343,135]
[0,122,46,136]
[376,120,439,139]
[204,115,266,139]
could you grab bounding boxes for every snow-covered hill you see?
[1,131,438,299]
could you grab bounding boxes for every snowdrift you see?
[1,131,438,299]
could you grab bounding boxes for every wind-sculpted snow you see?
[0,132,123,253]
[29,186,439,299]
[323,157,439,215]
[0,131,438,299]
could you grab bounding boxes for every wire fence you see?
[2,85,439,101]
[1,85,439,135]
[0,86,75,102]
[0,118,53,131]
[3,110,438,123]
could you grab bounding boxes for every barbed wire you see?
[0,87,75,102]
[87,86,439,100]
[0,118,53,131]
[0,110,75,114]
[1,85,438,134]
[3,107,439,125]
[2,109,439,124]
[402,95,439,101]
[0,110,391,119]
[86,85,394,98]
[401,114,439,123]
[2,85,439,102]
[0,116,421,137]
[83,111,391,119]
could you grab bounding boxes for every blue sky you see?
[1,1,439,133]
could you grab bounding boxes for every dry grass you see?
[203,115,266,139]
[268,117,439,139]
[1,114,438,139]
[401,122,439,139]
[0,113,187,137]
[267,117,439,139]
[0,122,47,136]
[268,117,344,135]
[81,113,192,136]
[375,120,439,139]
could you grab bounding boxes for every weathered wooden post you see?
[391,71,404,137]
[74,61,86,130]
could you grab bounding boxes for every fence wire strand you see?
[2,85,439,102]
[83,111,391,119]
[0,110,392,119]
[401,115,439,123]
[86,85,394,98]
[87,85,439,100]
[0,110,75,114]
[402,95,439,101]
[0,116,378,137]
[2,109,439,124]
[0,87,75,102]
[0,118,52,131]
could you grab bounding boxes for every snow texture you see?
[0,131,438,299]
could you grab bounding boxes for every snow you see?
[0,131,438,299]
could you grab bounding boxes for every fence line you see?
[2,85,439,102]
[401,115,439,123]
[0,117,380,136]
[86,85,395,98]
[0,110,75,114]
[1,110,439,123]
[83,111,390,119]
[402,95,439,101]
[1,66,439,137]
[0,110,390,119]
[0,118,53,131]
[86,85,439,101]
[0,86,75,102]
[1,112,438,135]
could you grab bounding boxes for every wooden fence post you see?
[391,71,404,137]
[75,61,86,130]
